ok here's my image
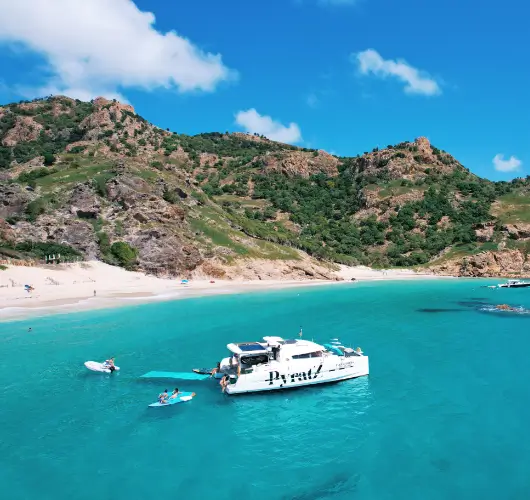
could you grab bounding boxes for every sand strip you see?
[0,261,445,321]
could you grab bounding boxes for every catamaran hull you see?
[224,357,369,395]
[225,372,368,395]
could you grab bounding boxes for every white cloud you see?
[235,109,302,144]
[493,154,522,172]
[354,49,441,96]
[306,93,319,108]
[0,0,236,101]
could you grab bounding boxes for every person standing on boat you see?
[233,354,241,377]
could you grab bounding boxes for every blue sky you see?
[0,0,528,181]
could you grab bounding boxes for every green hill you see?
[1,95,528,277]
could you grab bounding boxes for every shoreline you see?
[0,261,452,322]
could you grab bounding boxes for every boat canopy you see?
[227,342,268,355]
[279,339,326,357]
[263,336,284,344]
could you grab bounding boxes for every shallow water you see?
[1,280,529,500]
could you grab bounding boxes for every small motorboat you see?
[498,280,530,289]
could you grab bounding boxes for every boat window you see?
[240,355,269,366]
[292,351,323,359]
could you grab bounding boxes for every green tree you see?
[110,242,138,269]
[43,152,56,166]
[97,232,111,255]
[25,198,47,222]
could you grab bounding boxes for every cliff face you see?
[0,95,529,278]
[350,137,461,181]
[262,150,340,178]
[1,116,44,146]
[430,249,530,278]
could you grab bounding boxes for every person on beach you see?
[158,389,169,404]
[93,290,96,297]
[169,388,181,400]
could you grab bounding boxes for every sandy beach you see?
[0,261,441,321]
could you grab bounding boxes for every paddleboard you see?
[84,361,120,374]
[193,368,214,375]
[193,368,223,379]
[148,392,196,407]
[140,371,209,381]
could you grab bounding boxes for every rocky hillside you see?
[1,96,529,278]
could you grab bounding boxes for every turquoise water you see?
[1,280,530,500]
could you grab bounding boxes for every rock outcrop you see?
[0,184,31,218]
[263,150,340,178]
[130,229,202,276]
[193,256,342,281]
[14,217,100,259]
[503,223,530,240]
[351,137,461,181]
[69,183,101,219]
[0,219,16,243]
[1,116,43,147]
[430,249,530,277]
[475,223,495,242]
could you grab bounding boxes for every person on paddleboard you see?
[169,388,181,400]
[158,389,169,404]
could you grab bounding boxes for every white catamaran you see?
[216,336,369,395]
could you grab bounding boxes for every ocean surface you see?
[1,280,530,500]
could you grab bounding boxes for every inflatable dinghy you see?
[84,361,120,374]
